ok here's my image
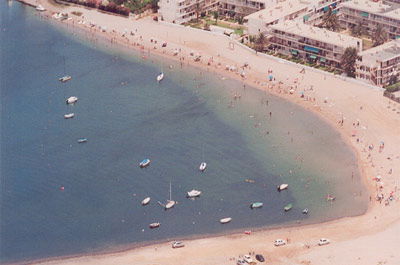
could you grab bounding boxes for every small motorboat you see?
[199,162,207,171]
[66,96,78,104]
[326,195,336,202]
[156,72,164,82]
[149,222,160,229]
[165,200,176,209]
[302,208,309,214]
[77,138,88,143]
[220,217,232,224]
[139,159,151,168]
[172,241,184,248]
[277,183,289,192]
[284,203,293,211]
[59,75,72,82]
[250,202,263,209]
[64,113,75,119]
[141,197,151,205]
[36,5,46,11]
[187,189,202,198]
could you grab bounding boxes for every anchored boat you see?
[64,113,75,119]
[149,222,160,229]
[141,197,151,206]
[284,203,293,211]
[66,96,78,104]
[220,217,232,224]
[277,183,288,192]
[250,202,263,209]
[59,75,72,82]
[139,159,151,168]
[187,189,202,198]
[156,72,164,82]
[199,162,207,171]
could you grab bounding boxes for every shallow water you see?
[0,1,367,263]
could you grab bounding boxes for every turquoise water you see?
[0,1,367,263]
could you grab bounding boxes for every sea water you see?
[0,1,367,263]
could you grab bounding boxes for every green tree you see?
[212,11,219,25]
[320,7,340,31]
[340,47,359,77]
[254,32,267,52]
[350,22,366,37]
[372,24,388,47]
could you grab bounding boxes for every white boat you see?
[199,162,207,171]
[77,138,88,143]
[172,241,185,248]
[59,75,72,82]
[139,159,150,168]
[277,183,289,191]
[66,96,78,104]
[36,5,46,11]
[64,113,75,119]
[141,197,151,205]
[165,181,176,209]
[250,202,263,209]
[156,72,164,82]
[187,189,202,198]
[220,217,232,224]
[149,222,160,229]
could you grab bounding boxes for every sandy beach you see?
[14,0,400,264]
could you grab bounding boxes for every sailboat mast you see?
[169,181,172,201]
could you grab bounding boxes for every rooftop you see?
[340,0,397,16]
[383,8,400,20]
[271,20,362,48]
[245,0,317,24]
[359,40,400,65]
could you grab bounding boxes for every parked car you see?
[243,255,253,263]
[318,238,330,246]
[172,241,184,248]
[274,239,286,246]
[255,254,265,262]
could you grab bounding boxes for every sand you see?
[14,1,400,264]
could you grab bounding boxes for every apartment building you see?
[218,0,267,18]
[356,39,400,87]
[269,20,363,67]
[339,0,400,40]
[245,0,314,35]
[158,0,218,24]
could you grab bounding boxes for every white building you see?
[270,20,362,67]
[356,39,400,87]
[245,0,314,35]
[158,0,218,24]
[339,0,400,40]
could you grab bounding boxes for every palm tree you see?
[195,1,201,22]
[372,24,388,47]
[340,47,359,77]
[320,7,340,31]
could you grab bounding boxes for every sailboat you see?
[199,162,207,171]
[199,144,206,171]
[164,181,176,209]
[156,72,164,82]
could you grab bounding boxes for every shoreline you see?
[9,0,400,264]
